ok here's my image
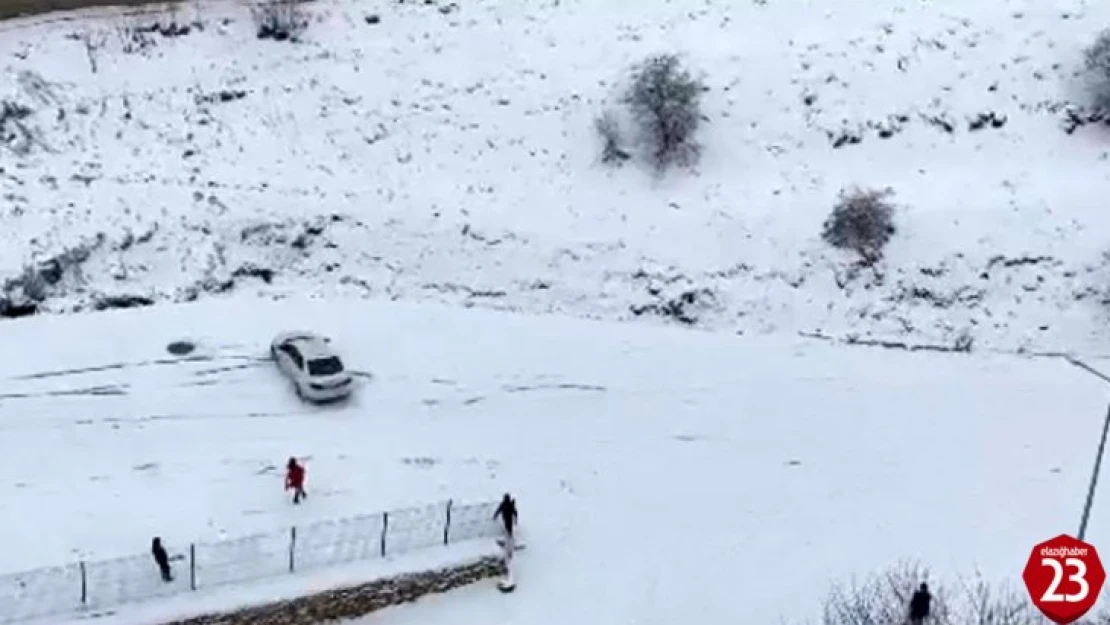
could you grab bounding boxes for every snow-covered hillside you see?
[0,295,1107,624]
[2,0,1110,354]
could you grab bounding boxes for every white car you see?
[270,331,354,402]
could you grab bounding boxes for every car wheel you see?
[294,381,304,399]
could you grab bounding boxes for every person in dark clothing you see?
[151,537,172,582]
[909,582,932,625]
[493,493,518,537]
[285,457,307,504]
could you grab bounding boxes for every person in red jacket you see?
[285,457,307,504]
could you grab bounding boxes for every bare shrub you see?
[955,574,1047,625]
[623,53,704,172]
[823,561,952,625]
[117,20,158,54]
[822,565,1109,625]
[821,186,897,265]
[77,29,108,73]
[0,236,104,318]
[252,0,308,42]
[116,10,198,55]
[1084,29,1110,109]
[1077,610,1110,625]
[0,100,35,156]
[595,110,630,165]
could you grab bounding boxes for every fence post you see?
[1079,401,1110,541]
[189,544,196,591]
[79,561,87,605]
[380,511,389,557]
[443,499,453,546]
[288,526,297,573]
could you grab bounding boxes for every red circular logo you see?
[1022,534,1105,624]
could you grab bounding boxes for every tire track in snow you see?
[0,383,128,399]
[8,353,262,381]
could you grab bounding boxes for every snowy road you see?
[1,295,1105,624]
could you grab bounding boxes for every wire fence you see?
[0,498,503,624]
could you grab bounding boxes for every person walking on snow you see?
[909,582,932,625]
[285,457,307,504]
[151,537,172,582]
[493,493,518,538]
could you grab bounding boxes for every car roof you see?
[285,335,337,360]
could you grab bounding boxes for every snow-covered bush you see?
[1084,29,1110,109]
[821,186,897,265]
[115,14,198,55]
[116,21,158,54]
[252,0,308,42]
[595,110,630,165]
[0,237,103,318]
[0,100,35,156]
[623,53,704,172]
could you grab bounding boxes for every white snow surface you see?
[0,294,1108,624]
[4,0,1110,622]
[1,0,1110,353]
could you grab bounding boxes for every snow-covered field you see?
[5,0,1110,622]
[1,294,1108,624]
[2,0,1110,353]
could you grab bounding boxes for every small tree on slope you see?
[623,53,704,172]
[821,186,897,266]
[1085,29,1110,109]
[595,109,631,165]
[252,0,308,42]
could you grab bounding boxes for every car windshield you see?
[307,356,344,376]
